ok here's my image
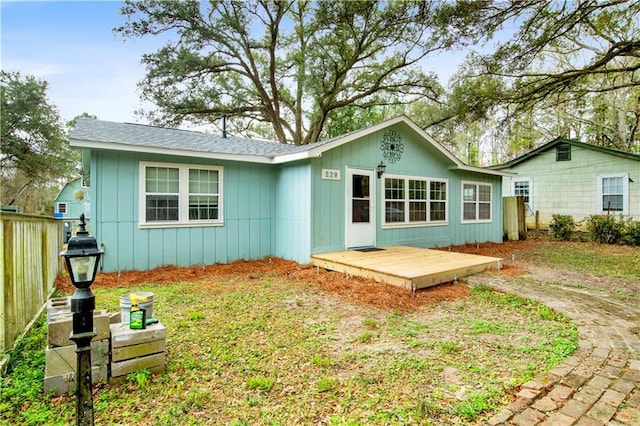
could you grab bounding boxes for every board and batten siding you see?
[501,146,640,226]
[450,171,504,246]
[275,162,311,263]
[309,123,503,255]
[91,151,276,272]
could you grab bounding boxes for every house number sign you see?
[322,169,341,180]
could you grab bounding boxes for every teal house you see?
[70,116,508,273]
[54,177,91,242]
[54,177,90,220]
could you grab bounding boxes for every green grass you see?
[1,275,579,425]
[524,241,640,280]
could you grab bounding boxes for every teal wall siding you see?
[275,161,311,263]
[449,171,503,246]
[92,150,276,272]
[310,158,347,254]
[309,122,504,254]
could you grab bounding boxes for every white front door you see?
[346,168,375,248]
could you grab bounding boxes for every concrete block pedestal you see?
[44,297,168,393]
[109,323,167,381]
[44,297,114,395]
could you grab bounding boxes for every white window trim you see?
[56,202,68,215]
[381,174,449,228]
[139,161,224,228]
[512,177,533,212]
[597,173,628,215]
[461,181,493,223]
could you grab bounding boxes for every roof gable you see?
[495,137,640,169]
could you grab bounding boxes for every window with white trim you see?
[56,202,68,214]
[383,175,447,226]
[512,178,532,212]
[462,182,492,222]
[139,162,223,227]
[598,174,628,214]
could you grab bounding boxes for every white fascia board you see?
[271,150,318,164]
[450,164,516,177]
[70,139,274,164]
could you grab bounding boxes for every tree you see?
[424,0,640,162]
[0,71,77,212]
[116,0,486,145]
[459,0,640,123]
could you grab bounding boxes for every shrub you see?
[549,215,575,241]
[624,220,640,246]
[586,215,625,244]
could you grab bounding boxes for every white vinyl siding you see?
[139,161,223,228]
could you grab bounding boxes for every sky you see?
[1,0,470,127]
[1,0,166,125]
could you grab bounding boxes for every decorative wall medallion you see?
[381,130,404,163]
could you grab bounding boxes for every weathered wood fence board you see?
[1,212,62,353]
[503,196,527,241]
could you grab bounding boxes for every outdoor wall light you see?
[376,161,386,178]
[59,213,103,426]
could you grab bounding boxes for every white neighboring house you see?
[494,137,640,228]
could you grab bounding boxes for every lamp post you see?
[60,214,103,426]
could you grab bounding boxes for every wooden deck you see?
[311,246,502,291]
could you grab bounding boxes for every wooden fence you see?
[503,196,527,241]
[1,212,63,353]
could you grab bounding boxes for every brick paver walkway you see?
[466,274,640,426]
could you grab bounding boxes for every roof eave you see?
[450,164,515,177]
[70,138,275,164]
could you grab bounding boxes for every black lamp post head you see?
[60,213,103,289]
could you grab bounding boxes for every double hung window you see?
[462,182,492,222]
[512,178,532,212]
[140,162,223,227]
[598,174,628,214]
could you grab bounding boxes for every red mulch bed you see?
[57,240,534,312]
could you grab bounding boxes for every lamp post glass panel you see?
[60,214,103,425]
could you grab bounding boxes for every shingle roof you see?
[69,117,512,176]
[494,137,640,169]
[70,118,297,158]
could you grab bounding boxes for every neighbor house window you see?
[139,162,223,227]
[462,182,492,222]
[383,175,447,226]
[598,174,628,214]
[56,202,68,215]
[556,143,571,161]
[512,178,532,212]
